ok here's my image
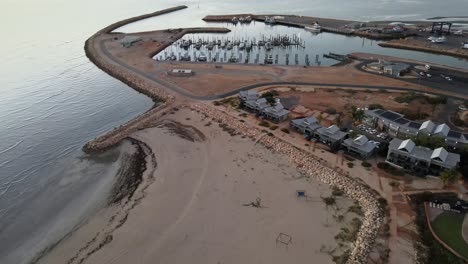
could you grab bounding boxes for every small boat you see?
[226,43,233,50]
[169,53,177,61]
[194,42,202,50]
[207,42,214,50]
[264,16,276,25]
[228,56,238,63]
[427,36,438,41]
[305,22,321,33]
[265,42,272,51]
[217,39,221,45]
[181,40,191,49]
[239,42,245,50]
[233,40,240,46]
[245,41,252,51]
[258,40,265,46]
[180,53,191,61]
[265,55,273,64]
[198,53,207,62]
[220,42,227,49]
[245,16,252,23]
[454,30,464,36]
[231,17,239,24]
[239,17,245,23]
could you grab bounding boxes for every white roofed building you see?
[386,138,460,176]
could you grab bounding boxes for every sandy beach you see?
[39,108,362,264]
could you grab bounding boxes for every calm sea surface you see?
[1,0,468,263]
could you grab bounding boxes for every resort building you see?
[239,90,258,102]
[262,99,289,123]
[316,125,348,146]
[364,109,468,147]
[342,135,376,159]
[386,138,460,175]
[239,91,289,122]
[290,117,322,134]
[244,98,269,113]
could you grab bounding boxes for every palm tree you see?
[440,169,460,186]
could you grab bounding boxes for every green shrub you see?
[347,162,354,168]
[281,128,290,134]
[269,125,279,130]
[259,121,270,127]
[325,108,337,115]
[361,161,372,167]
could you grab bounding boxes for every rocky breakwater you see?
[82,7,190,153]
[189,103,384,264]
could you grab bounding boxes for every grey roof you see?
[398,139,416,153]
[317,125,348,141]
[239,90,258,100]
[389,138,460,168]
[408,122,422,129]
[420,120,435,133]
[343,136,376,154]
[326,125,340,134]
[263,102,289,117]
[434,124,450,136]
[291,117,320,130]
[354,135,369,146]
[431,147,448,162]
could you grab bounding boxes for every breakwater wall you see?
[189,103,384,264]
[379,42,468,59]
[100,5,188,34]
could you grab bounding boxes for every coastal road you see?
[98,38,468,101]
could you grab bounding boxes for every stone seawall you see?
[379,42,468,59]
[189,103,384,264]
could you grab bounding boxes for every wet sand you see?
[39,108,357,264]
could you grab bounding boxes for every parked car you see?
[370,129,377,134]
[426,73,432,78]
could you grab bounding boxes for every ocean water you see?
[1,0,468,263]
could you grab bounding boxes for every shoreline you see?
[31,138,155,264]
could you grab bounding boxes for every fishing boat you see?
[165,52,177,61]
[181,40,191,49]
[265,42,272,51]
[226,43,233,50]
[207,42,214,50]
[245,41,252,51]
[305,22,321,33]
[197,53,207,62]
[239,42,245,50]
[228,55,238,63]
[194,41,202,50]
[220,41,226,49]
[265,55,273,64]
[180,53,191,61]
[258,40,265,46]
[264,16,276,25]
[231,17,239,24]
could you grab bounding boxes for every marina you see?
[154,21,468,68]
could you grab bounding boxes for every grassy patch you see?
[432,212,468,260]
[361,161,372,168]
[258,121,270,127]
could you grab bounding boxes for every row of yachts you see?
[163,52,275,64]
[179,39,277,51]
